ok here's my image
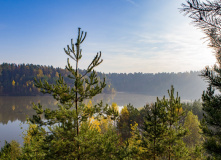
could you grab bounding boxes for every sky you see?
[0,0,217,73]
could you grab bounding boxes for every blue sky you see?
[0,0,216,73]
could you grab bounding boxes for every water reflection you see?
[0,93,159,148]
[0,93,158,124]
[0,96,58,124]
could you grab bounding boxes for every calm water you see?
[0,93,172,148]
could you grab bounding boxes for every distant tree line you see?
[0,63,206,99]
[0,63,115,96]
[106,71,207,100]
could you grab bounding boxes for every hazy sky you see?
[0,0,216,73]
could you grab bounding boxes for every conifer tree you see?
[22,28,120,159]
[181,0,221,158]
[164,86,187,160]
[201,85,221,159]
[141,86,188,160]
[0,140,21,160]
[141,101,167,160]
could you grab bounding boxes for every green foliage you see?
[201,86,221,159]
[127,103,141,126]
[0,63,115,96]
[163,86,188,160]
[22,28,121,159]
[76,123,124,160]
[118,106,130,140]
[141,102,167,159]
[117,104,141,141]
[21,122,46,159]
[182,99,204,120]
[183,111,207,159]
[0,140,21,160]
[181,0,221,158]
[184,111,202,148]
[141,86,188,160]
[0,63,206,99]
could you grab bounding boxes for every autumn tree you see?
[183,111,205,159]
[181,0,221,158]
[117,103,141,141]
[184,111,202,148]
[118,106,130,140]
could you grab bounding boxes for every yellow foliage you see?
[12,105,15,111]
[99,116,112,133]
[184,111,202,147]
[87,100,93,108]
[12,80,15,86]
[89,116,112,133]
[37,69,43,78]
[55,72,59,78]
[175,107,183,115]
[23,123,38,144]
[111,102,119,113]
[89,116,101,132]
[130,122,138,136]
[128,122,146,154]
[26,105,31,109]
[120,106,129,120]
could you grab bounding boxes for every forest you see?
[1,0,221,159]
[107,71,206,99]
[0,63,206,99]
[0,63,116,96]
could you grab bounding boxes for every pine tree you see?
[141,86,188,160]
[141,101,167,160]
[165,86,187,160]
[201,85,221,159]
[22,28,120,159]
[181,1,221,158]
[0,140,21,160]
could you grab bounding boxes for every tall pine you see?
[22,28,120,160]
